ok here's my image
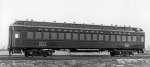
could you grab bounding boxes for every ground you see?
[0,51,150,67]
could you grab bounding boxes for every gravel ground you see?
[0,51,150,67]
[0,59,150,67]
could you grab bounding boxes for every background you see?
[0,0,150,49]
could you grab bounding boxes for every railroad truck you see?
[8,20,145,57]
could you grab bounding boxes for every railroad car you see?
[8,20,145,57]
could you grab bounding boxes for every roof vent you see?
[15,19,17,21]
[17,22,21,24]
[26,19,28,21]
[31,19,33,21]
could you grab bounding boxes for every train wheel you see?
[50,51,53,56]
[123,54,127,57]
[110,52,115,56]
[47,50,54,56]
[25,53,28,57]
[43,52,47,57]
[31,52,34,57]
[129,52,134,57]
[9,51,12,57]
[25,52,29,57]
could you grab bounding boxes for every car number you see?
[39,42,47,46]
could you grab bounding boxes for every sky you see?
[0,0,150,49]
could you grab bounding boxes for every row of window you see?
[26,32,144,42]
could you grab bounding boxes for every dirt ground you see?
[0,51,150,67]
[0,59,150,67]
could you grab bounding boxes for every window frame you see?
[58,33,64,40]
[111,35,115,41]
[127,36,132,42]
[122,35,126,42]
[80,34,85,40]
[86,34,91,40]
[51,32,58,39]
[66,33,72,40]
[43,32,49,39]
[35,32,42,39]
[73,33,78,40]
[105,35,109,41]
[141,36,144,42]
[99,34,104,40]
[93,34,98,40]
[116,35,121,42]
[27,32,34,39]
[15,31,20,39]
[132,36,137,42]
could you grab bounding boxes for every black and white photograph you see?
[0,0,150,67]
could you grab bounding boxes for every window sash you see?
[35,32,42,39]
[80,34,85,40]
[58,33,64,39]
[99,34,103,40]
[73,33,78,40]
[141,36,144,42]
[117,35,121,42]
[105,35,109,41]
[15,31,20,38]
[86,34,91,40]
[122,36,126,42]
[27,32,33,39]
[111,35,115,41]
[66,33,71,40]
[51,33,57,39]
[127,36,131,42]
[43,32,49,39]
[133,36,137,42]
[93,34,97,40]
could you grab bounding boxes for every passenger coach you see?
[8,20,145,57]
